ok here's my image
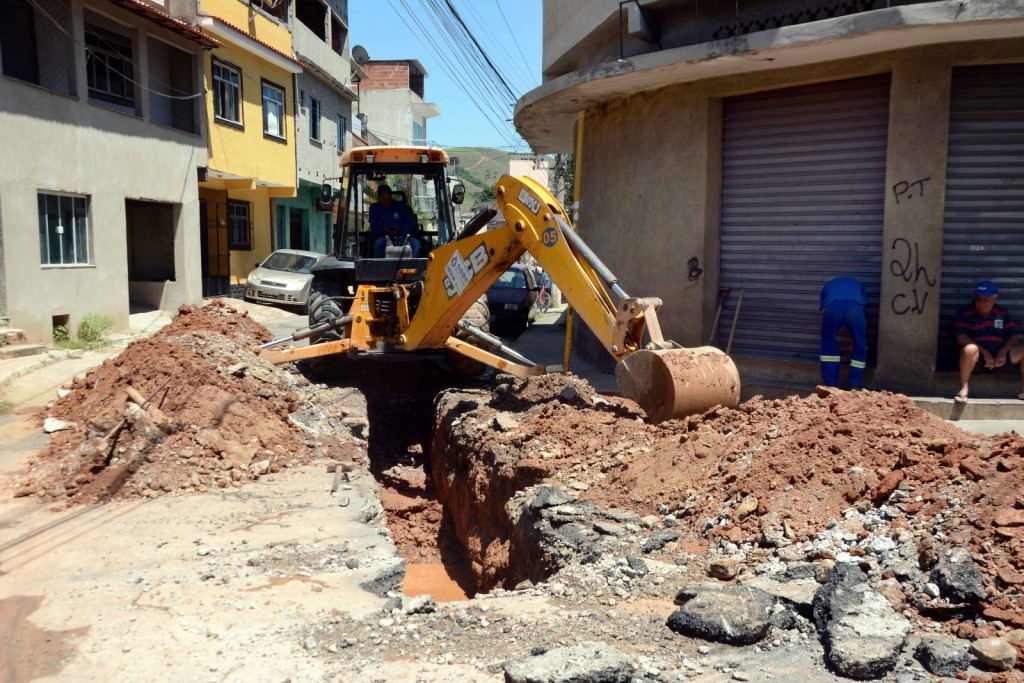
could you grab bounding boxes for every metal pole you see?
[564,112,585,374]
[726,289,744,356]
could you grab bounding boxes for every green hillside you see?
[445,147,536,205]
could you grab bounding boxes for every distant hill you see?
[445,147,536,205]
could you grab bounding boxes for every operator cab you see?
[313,146,465,286]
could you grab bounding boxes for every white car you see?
[244,249,321,311]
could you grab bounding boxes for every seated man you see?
[368,184,420,258]
[819,276,868,389]
[953,280,1024,403]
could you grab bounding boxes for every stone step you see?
[0,343,47,360]
[1,328,28,346]
[910,396,1024,421]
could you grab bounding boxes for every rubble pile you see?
[16,301,364,503]
[426,374,1024,679]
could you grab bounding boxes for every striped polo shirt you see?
[954,305,1016,354]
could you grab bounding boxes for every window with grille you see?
[262,80,285,139]
[213,58,242,125]
[309,97,321,140]
[38,193,91,266]
[228,200,253,250]
[85,22,135,109]
[336,114,347,151]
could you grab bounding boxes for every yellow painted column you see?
[564,112,585,373]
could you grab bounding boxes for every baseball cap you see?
[975,280,999,297]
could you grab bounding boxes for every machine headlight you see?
[248,275,261,285]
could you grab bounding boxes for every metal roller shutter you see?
[938,64,1024,369]
[718,75,891,361]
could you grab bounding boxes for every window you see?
[262,80,285,139]
[309,97,321,140]
[330,14,345,55]
[412,120,425,145]
[148,39,197,133]
[336,114,347,151]
[1,0,75,94]
[38,193,90,266]
[85,22,135,109]
[228,200,252,250]
[213,58,242,125]
[296,0,326,40]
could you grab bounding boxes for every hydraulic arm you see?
[258,174,740,422]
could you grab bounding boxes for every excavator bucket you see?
[615,346,741,423]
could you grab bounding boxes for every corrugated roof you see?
[103,0,221,48]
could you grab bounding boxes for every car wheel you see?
[446,297,491,378]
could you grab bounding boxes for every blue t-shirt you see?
[820,277,867,309]
[369,201,415,239]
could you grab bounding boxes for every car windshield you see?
[491,269,527,289]
[262,252,317,273]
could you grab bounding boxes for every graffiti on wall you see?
[890,237,936,315]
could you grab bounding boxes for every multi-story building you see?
[358,59,440,145]
[515,1,1024,395]
[0,0,216,342]
[196,0,300,296]
[272,0,357,255]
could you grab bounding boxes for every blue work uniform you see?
[369,201,419,257]
[819,277,868,388]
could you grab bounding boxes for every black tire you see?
[307,277,351,344]
[446,297,491,378]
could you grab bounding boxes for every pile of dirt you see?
[16,301,362,504]
[433,374,1024,634]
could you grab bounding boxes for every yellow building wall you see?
[199,2,297,284]
[202,48,296,188]
[201,0,291,53]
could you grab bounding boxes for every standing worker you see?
[820,276,868,389]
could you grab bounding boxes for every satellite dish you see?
[352,45,370,66]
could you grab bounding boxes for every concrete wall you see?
[295,70,352,182]
[359,89,417,144]
[0,0,206,342]
[572,39,1024,393]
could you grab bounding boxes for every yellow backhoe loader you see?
[257,146,739,423]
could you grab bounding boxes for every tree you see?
[476,185,496,203]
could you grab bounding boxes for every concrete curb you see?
[0,330,155,389]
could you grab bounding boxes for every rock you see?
[993,508,1024,527]
[924,582,941,598]
[667,585,776,645]
[503,641,635,683]
[733,495,758,521]
[492,413,520,432]
[529,486,575,513]
[813,564,911,679]
[969,637,1017,671]
[932,547,986,603]
[592,521,624,536]
[402,595,437,615]
[625,556,648,577]
[742,576,817,613]
[915,637,970,676]
[559,386,578,402]
[872,470,905,503]
[43,417,72,433]
[709,559,740,581]
[642,530,679,554]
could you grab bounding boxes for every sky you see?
[347,0,543,151]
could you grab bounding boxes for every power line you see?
[492,0,537,88]
[442,0,518,102]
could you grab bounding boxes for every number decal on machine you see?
[542,227,559,247]
[443,243,491,298]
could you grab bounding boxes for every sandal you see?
[954,392,969,404]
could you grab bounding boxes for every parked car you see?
[486,263,540,333]
[244,249,321,311]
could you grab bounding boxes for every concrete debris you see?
[931,546,986,604]
[969,637,1018,671]
[502,641,635,683]
[708,558,740,581]
[492,413,520,432]
[812,564,911,680]
[42,417,73,433]
[667,585,777,645]
[914,637,970,677]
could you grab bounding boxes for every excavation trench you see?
[318,358,562,598]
